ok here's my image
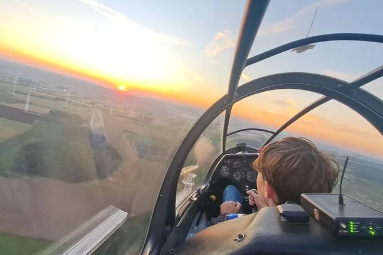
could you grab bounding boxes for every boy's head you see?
[253,137,339,205]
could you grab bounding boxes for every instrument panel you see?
[212,153,259,193]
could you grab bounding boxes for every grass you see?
[0,137,42,174]
[0,81,13,93]
[0,114,65,175]
[125,118,176,139]
[126,131,171,163]
[0,118,33,171]
[0,110,121,182]
[0,81,29,94]
[1,111,96,181]
[0,117,31,134]
[0,111,77,176]
[0,93,25,104]
[0,233,51,255]
[29,122,64,142]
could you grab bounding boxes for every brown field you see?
[0,103,177,244]
[0,117,31,142]
[0,85,196,248]
[0,104,41,124]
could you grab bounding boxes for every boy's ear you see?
[264,180,275,198]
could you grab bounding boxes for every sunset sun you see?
[118,85,126,91]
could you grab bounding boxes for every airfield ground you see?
[0,79,194,254]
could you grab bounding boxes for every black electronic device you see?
[277,203,309,223]
[301,193,383,237]
[301,156,383,237]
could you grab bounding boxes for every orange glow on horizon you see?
[0,42,221,107]
[1,43,382,158]
[0,43,174,96]
[232,103,383,158]
[0,43,113,88]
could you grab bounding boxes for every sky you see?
[0,0,383,157]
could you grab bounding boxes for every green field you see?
[126,131,171,163]
[0,81,14,93]
[0,110,121,182]
[0,234,50,255]
[0,117,31,138]
[0,112,68,176]
[0,137,42,175]
[0,93,25,104]
[0,81,29,95]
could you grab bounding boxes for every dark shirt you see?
[210,213,228,225]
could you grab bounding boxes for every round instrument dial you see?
[246,171,258,182]
[233,170,245,181]
[233,160,242,169]
[220,165,230,177]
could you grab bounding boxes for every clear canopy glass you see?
[0,0,382,254]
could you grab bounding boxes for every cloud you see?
[286,99,297,108]
[299,113,334,126]
[204,30,235,59]
[273,98,297,108]
[240,73,252,82]
[273,99,290,107]
[209,59,221,65]
[320,69,358,81]
[76,0,188,45]
[298,113,375,137]
[258,0,349,36]
[336,123,370,136]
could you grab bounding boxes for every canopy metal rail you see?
[222,31,383,152]
[221,0,270,153]
[226,128,275,137]
[145,0,383,253]
[264,64,383,146]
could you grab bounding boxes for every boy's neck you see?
[265,196,279,207]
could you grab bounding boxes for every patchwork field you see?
[0,117,31,142]
[0,234,50,255]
